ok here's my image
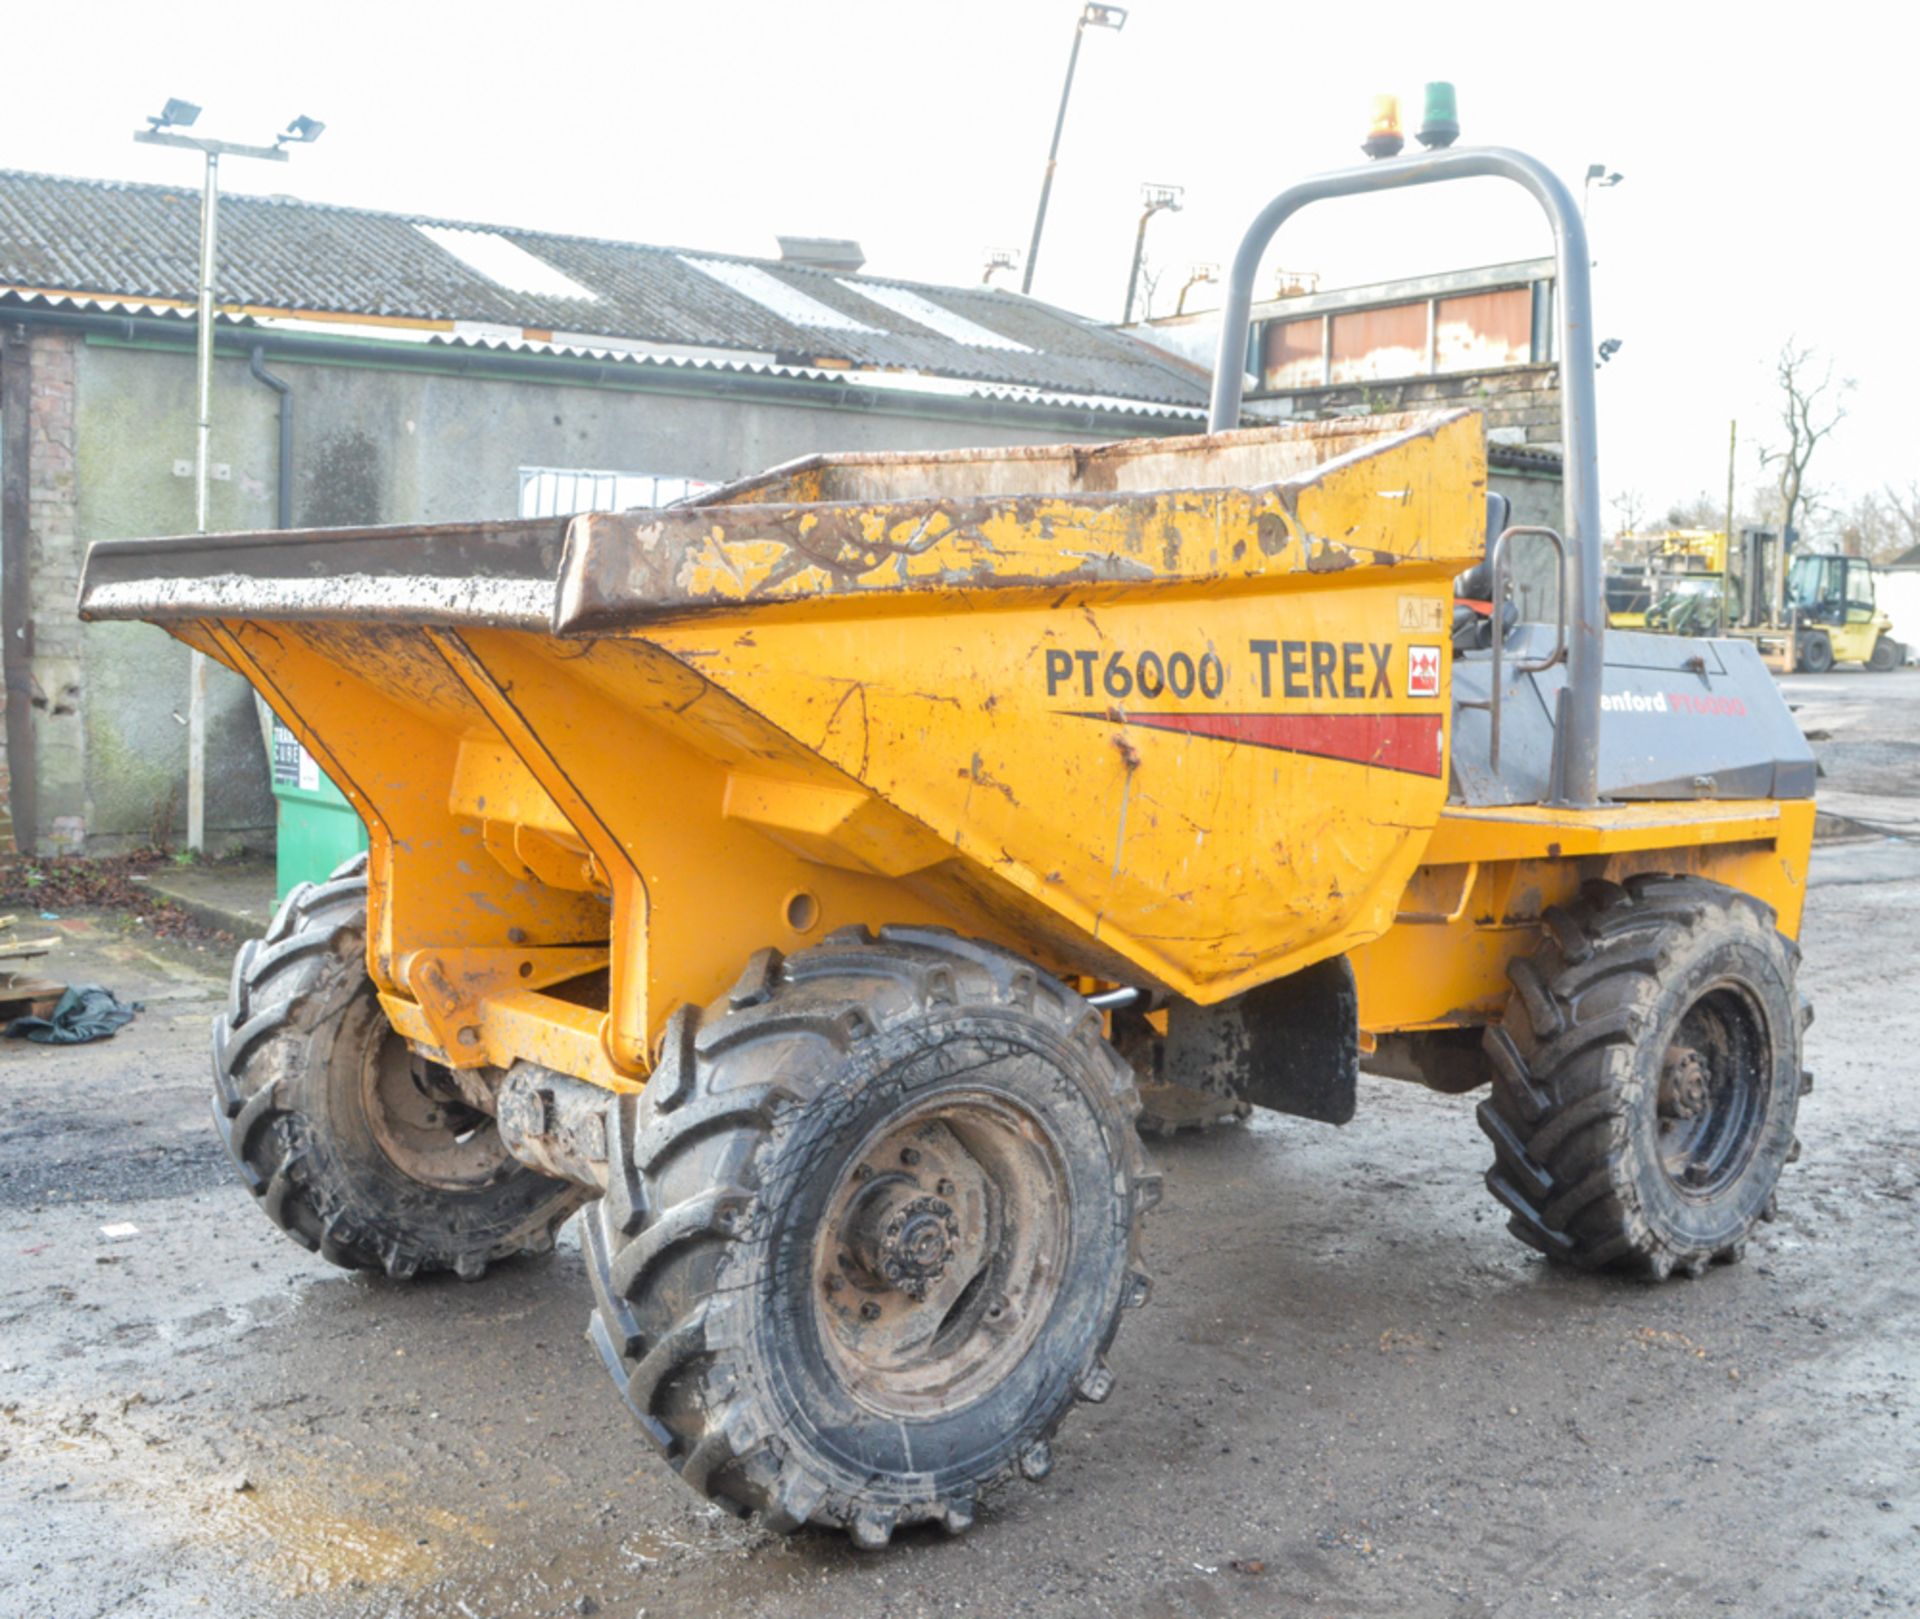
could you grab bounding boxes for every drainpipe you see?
[248,345,293,529]
[1,324,36,851]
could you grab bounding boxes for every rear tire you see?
[213,854,585,1278]
[584,927,1156,1547]
[1477,876,1805,1279]
[1797,629,1834,673]
[1868,634,1902,673]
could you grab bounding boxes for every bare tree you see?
[1758,341,1852,614]
[1664,490,1725,530]
[1880,480,1920,557]
[1836,485,1920,563]
[1837,493,1893,561]
[1134,259,1164,321]
[1604,487,1654,567]
[1610,486,1649,539]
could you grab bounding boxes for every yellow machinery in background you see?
[78,137,1822,1550]
[1608,529,1729,634]
[1767,552,1904,672]
[1611,528,1904,672]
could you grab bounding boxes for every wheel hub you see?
[812,1095,1069,1418]
[1659,1044,1713,1121]
[360,1036,510,1190]
[845,1189,961,1300]
[1655,983,1771,1197]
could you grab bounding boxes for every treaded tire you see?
[1867,635,1902,672]
[1478,875,1806,1280]
[213,853,585,1278]
[1798,630,1834,674]
[583,925,1157,1548]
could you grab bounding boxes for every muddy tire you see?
[213,853,585,1278]
[1797,629,1834,674]
[1867,634,1902,673]
[583,926,1157,1547]
[1478,875,1805,1279]
[1113,1009,1251,1136]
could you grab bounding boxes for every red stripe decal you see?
[1073,711,1445,777]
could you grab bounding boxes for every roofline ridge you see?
[0,165,1085,315]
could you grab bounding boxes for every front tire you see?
[584,927,1156,1547]
[213,854,585,1278]
[1797,629,1834,673]
[1478,876,1806,1279]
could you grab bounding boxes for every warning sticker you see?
[1398,595,1447,632]
[1407,643,1442,699]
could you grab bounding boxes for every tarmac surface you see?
[4,670,1918,1619]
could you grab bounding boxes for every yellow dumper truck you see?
[80,142,1817,1548]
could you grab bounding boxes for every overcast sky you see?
[5,1,1906,528]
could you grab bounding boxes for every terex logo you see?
[1407,644,1442,699]
[1248,639,1393,700]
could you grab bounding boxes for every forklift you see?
[1732,529,1904,672]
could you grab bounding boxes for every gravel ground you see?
[3,684,1917,1619]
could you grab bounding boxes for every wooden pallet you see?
[0,914,64,1023]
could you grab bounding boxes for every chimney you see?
[776,236,865,274]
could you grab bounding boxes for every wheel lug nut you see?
[936,1178,954,1196]
[860,1301,882,1321]
[900,1147,921,1167]
[852,1164,873,1182]
[824,1274,842,1293]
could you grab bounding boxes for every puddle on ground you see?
[6,1391,500,1603]
[205,1458,501,1598]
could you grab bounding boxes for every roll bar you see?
[1208,146,1602,808]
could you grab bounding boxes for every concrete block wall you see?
[22,333,1161,855]
[1250,363,1563,452]
[1251,365,1569,622]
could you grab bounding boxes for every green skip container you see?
[268,713,369,901]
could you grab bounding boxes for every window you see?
[1433,288,1533,373]
[683,258,882,333]
[1329,303,1429,384]
[1846,559,1876,614]
[1261,317,1324,390]
[1252,279,1546,394]
[517,466,716,518]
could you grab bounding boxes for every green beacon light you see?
[1417,81,1460,150]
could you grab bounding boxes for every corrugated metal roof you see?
[0,168,1211,410]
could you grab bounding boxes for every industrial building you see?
[0,170,1210,854]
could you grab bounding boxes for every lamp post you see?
[1122,183,1183,323]
[1174,262,1218,317]
[981,249,1022,287]
[1582,162,1623,216]
[133,101,323,851]
[1020,3,1128,296]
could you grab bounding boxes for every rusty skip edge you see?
[76,515,574,629]
[75,489,1300,635]
[74,409,1475,633]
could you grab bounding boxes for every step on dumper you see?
[77,143,1818,1547]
